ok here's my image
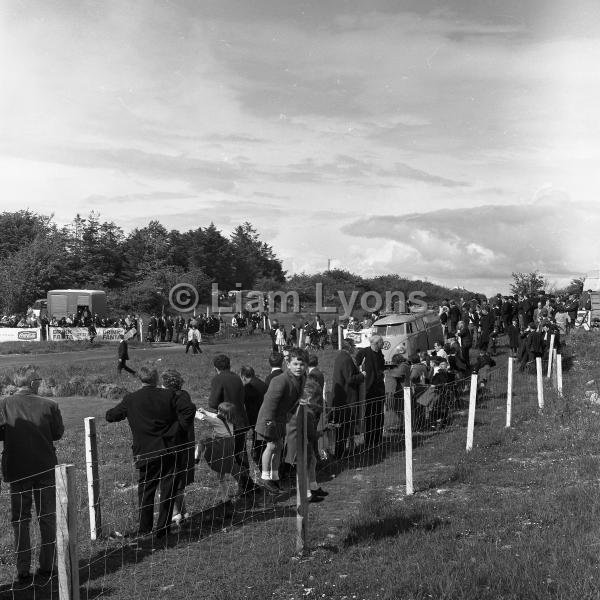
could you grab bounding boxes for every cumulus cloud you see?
[341,196,598,282]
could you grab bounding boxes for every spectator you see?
[240,365,267,466]
[207,355,254,496]
[0,365,64,586]
[264,352,284,389]
[105,365,195,539]
[285,378,327,503]
[331,339,364,458]
[356,335,386,450]
[255,347,309,493]
[160,369,196,526]
[307,354,325,390]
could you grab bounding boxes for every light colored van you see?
[371,311,444,364]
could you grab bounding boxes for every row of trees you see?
[0,211,285,314]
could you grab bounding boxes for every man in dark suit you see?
[355,335,386,449]
[117,334,136,375]
[307,354,325,390]
[105,366,195,538]
[240,366,267,466]
[264,352,284,389]
[331,339,364,458]
[208,354,254,495]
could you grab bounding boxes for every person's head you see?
[287,347,308,377]
[268,352,284,369]
[391,353,406,365]
[341,339,356,354]
[282,346,292,363]
[217,402,244,428]
[161,369,184,391]
[433,341,442,350]
[409,354,420,365]
[308,354,319,368]
[369,335,384,351]
[12,365,41,390]
[138,365,159,386]
[301,378,323,415]
[240,365,255,384]
[438,359,449,371]
[213,354,231,372]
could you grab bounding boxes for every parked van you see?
[47,289,107,319]
[371,311,444,364]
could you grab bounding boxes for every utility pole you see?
[327,258,331,271]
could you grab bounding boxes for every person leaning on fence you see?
[255,347,308,494]
[331,339,364,459]
[160,369,196,526]
[207,355,256,496]
[285,378,328,503]
[105,365,196,539]
[307,354,325,390]
[0,365,64,586]
[195,402,246,516]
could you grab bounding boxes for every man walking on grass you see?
[0,365,64,587]
[106,365,196,539]
[117,333,136,375]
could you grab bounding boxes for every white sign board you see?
[0,328,41,342]
[343,328,373,348]
[49,327,134,342]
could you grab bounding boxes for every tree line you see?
[0,210,484,316]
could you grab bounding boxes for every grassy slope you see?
[0,331,599,599]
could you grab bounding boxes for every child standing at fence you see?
[285,378,328,502]
[275,324,287,353]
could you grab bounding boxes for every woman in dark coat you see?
[161,369,196,525]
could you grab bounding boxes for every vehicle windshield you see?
[375,324,406,336]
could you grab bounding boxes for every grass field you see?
[0,329,598,599]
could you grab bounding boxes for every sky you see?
[1,0,600,295]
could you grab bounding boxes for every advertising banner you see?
[0,328,41,342]
[342,328,373,348]
[49,327,135,342]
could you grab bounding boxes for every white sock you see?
[261,471,271,480]
[271,471,280,481]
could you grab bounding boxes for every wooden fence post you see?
[546,334,555,378]
[466,373,478,452]
[84,417,102,540]
[536,356,544,409]
[296,403,308,555]
[557,353,563,397]
[298,328,304,348]
[506,357,513,428]
[337,325,343,350]
[403,387,413,495]
[56,464,80,600]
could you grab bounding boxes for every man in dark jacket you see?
[356,336,386,449]
[106,366,195,538]
[117,334,136,375]
[331,339,364,457]
[240,366,267,466]
[0,365,64,584]
[307,354,325,390]
[208,354,254,494]
[264,352,284,389]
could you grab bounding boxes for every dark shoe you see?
[312,487,329,497]
[308,495,324,503]
[258,478,281,495]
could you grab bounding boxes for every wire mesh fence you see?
[0,347,571,598]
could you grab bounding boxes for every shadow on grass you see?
[342,511,444,547]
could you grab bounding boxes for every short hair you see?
[12,365,39,388]
[268,352,284,368]
[138,365,158,386]
[240,365,255,379]
[308,354,319,367]
[217,402,245,429]
[369,334,383,347]
[161,369,184,390]
[391,353,406,365]
[213,354,231,370]
[288,347,309,364]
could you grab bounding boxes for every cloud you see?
[341,196,598,282]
